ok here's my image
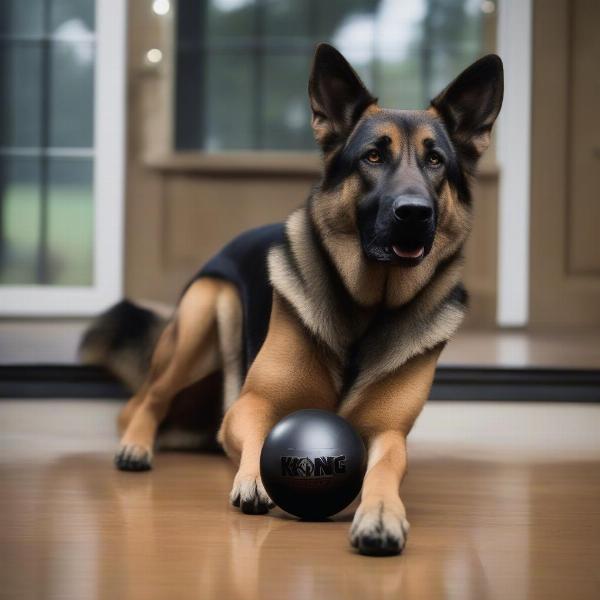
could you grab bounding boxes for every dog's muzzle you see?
[387,195,435,262]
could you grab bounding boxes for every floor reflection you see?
[20,454,501,600]
[1,399,599,600]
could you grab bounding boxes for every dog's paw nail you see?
[357,533,403,556]
[114,444,153,472]
[241,497,270,515]
[350,503,409,557]
[230,475,273,515]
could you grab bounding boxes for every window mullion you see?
[37,0,52,285]
[254,0,264,150]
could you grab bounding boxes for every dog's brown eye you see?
[365,149,383,164]
[427,151,442,167]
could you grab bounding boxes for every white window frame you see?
[0,0,125,316]
[496,0,533,327]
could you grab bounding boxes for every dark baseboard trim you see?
[0,365,129,399]
[432,366,600,402]
[1,364,599,402]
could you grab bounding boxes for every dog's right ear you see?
[308,44,376,152]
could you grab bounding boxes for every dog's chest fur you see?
[268,208,467,402]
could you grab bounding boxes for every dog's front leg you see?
[340,345,442,556]
[218,391,278,514]
[219,293,337,514]
[350,430,411,555]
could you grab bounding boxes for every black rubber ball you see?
[260,409,367,519]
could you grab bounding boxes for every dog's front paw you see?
[114,443,153,471]
[350,500,410,556]
[230,473,274,515]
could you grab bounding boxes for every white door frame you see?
[0,0,125,316]
[496,0,533,327]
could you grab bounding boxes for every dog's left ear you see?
[431,54,503,160]
[309,43,376,152]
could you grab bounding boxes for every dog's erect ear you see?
[431,54,503,161]
[308,43,376,152]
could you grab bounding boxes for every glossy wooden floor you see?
[1,400,599,600]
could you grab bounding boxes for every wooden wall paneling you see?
[567,0,600,274]
[463,172,499,327]
[530,0,600,327]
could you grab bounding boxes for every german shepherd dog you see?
[80,44,503,556]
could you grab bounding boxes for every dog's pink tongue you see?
[392,245,424,259]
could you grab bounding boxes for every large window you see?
[0,0,125,315]
[0,0,95,286]
[175,0,486,152]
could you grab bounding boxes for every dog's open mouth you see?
[391,244,424,259]
[362,237,432,266]
[374,244,427,266]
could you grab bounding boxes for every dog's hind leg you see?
[116,324,175,436]
[115,278,228,471]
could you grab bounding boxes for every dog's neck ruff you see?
[268,208,467,397]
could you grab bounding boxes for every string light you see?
[146,48,163,64]
[152,0,170,16]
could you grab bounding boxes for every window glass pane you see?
[49,41,95,147]
[263,0,311,41]
[380,0,483,107]
[429,46,482,100]
[0,0,97,292]
[0,45,43,147]
[50,0,95,34]
[262,53,313,150]
[315,0,377,41]
[205,52,255,150]
[0,158,41,284]
[0,0,44,36]
[175,0,484,151]
[207,0,255,42]
[175,50,204,149]
[47,158,93,285]
[378,52,424,110]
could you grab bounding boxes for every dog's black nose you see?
[392,195,434,223]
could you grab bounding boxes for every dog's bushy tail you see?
[78,300,168,392]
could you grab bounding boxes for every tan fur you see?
[217,293,338,512]
[216,284,243,411]
[311,128,389,307]
[111,106,474,550]
[379,122,403,157]
[269,208,359,365]
[105,46,501,555]
[115,279,226,467]
[340,345,441,553]
[310,108,472,310]
[111,161,469,548]
[269,204,465,401]
[312,197,388,306]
